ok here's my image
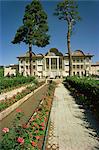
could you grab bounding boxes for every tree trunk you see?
[67,23,72,76]
[29,44,32,76]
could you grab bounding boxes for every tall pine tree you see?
[12,0,50,76]
[54,0,81,76]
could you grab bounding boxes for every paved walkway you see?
[46,83,99,150]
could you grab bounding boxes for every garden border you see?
[0,83,47,121]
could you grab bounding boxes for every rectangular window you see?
[46,58,49,69]
[59,58,62,69]
[81,65,83,69]
[73,65,75,69]
[81,71,83,76]
[73,59,75,62]
[51,58,57,69]
[26,60,28,64]
[73,72,75,75]
[33,66,35,69]
[77,72,79,76]
[26,66,28,69]
[77,65,79,68]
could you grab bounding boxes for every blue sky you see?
[0,0,99,66]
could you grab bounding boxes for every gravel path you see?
[46,83,99,150]
[0,84,32,101]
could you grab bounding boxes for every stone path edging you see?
[0,83,33,101]
[0,83,47,121]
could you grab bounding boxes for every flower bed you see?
[0,82,56,150]
[0,81,45,112]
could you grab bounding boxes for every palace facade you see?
[17,48,93,78]
[91,62,99,76]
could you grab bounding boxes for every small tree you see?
[12,0,50,76]
[54,0,81,76]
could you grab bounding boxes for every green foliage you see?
[49,48,63,56]
[54,0,81,77]
[12,0,50,46]
[65,76,99,100]
[0,67,4,77]
[64,76,99,117]
[12,0,50,76]
[0,82,55,149]
[54,0,81,24]
[0,81,44,112]
[54,0,81,35]
[0,76,36,93]
[0,111,29,150]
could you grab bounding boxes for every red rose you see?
[36,115,39,119]
[2,127,9,133]
[36,136,40,140]
[34,123,37,127]
[41,122,45,127]
[17,137,24,145]
[35,130,39,134]
[30,117,35,122]
[41,126,45,130]
[46,112,49,115]
[16,108,22,113]
[22,124,29,129]
[44,117,47,122]
[31,141,36,147]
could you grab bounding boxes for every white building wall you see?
[4,67,16,76]
[91,65,99,76]
[17,53,93,78]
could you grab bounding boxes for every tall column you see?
[24,60,26,76]
[49,58,51,71]
[45,58,46,71]
[57,57,59,76]
[19,60,21,74]
[57,57,59,70]
[44,58,47,78]
[49,58,51,78]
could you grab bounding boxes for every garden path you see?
[46,83,99,150]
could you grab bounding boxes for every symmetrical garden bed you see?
[0,81,56,149]
[0,76,37,94]
[0,81,44,112]
[64,76,99,119]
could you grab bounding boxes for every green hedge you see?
[64,76,99,116]
[0,67,4,77]
[0,76,37,93]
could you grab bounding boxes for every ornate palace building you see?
[17,48,93,78]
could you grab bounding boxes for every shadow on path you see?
[69,91,99,149]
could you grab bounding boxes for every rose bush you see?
[0,81,44,112]
[0,82,56,150]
